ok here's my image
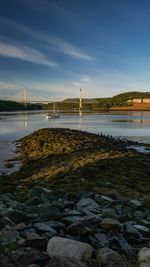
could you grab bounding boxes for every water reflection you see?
[0,110,150,143]
[24,113,28,129]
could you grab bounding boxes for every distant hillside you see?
[0,100,42,111]
[62,98,98,103]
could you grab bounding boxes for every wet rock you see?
[25,234,47,250]
[94,233,109,247]
[66,215,101,234]
[44,220,65,230]
[46,256,88,267]
[129,199,142,208]
[33,222,57,236]
[26,197,41,206]
[123,221,141,239]
[2,209,28,224]
[27,205,63,220]
[100,218,122,231]
[10,247,49,267]
[96,247,122,266]
[134,224,150,237]
[77,197,100,214]
[138,247,150,267]
[0,225,21,246]
[47,237,93,262]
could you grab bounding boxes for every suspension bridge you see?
[6,88,96,107]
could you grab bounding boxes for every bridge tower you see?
[23,87,28,107]
[79,88,83,110]
[79,88,83,117]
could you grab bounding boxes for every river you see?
[0,110,150,174]
[0,110,150,143]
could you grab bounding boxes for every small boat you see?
[45,112,60,119]
[44,102,60,120]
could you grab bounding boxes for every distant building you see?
[127,98,150,103]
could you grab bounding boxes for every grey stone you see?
[27,205,63,219]
[47,237,93,262]
[34,222,57,236]
[66,215,101,234]
[138,247,150,267]
[77,197,100,213]
[96,247,121,266]
[2,209,28,224]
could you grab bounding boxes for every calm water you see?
[0,110,150,143]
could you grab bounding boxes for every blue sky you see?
[0,0,150,101]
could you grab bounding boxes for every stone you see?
[46,256,88,267]
[10,248,49,266]
[26,196,41,206]
[129,199,142,208]
[66,215,101,234]
[77,198,100,213]
[34,222,57,236]
[44,220,65,230]
[2,209,28,224]
[96,247,122,266]
[47,237,93,262]
[138,247,150,267]
[100,218,122,231]
[25,235,47,250]
[27,205,63,220]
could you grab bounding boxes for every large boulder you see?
[47,237,93,262]
[138,247,150,267]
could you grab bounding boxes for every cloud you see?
[0,40,58,67]
[72,75,91,87]
[0,18,95,61]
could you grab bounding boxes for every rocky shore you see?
[0,187,150,266]
[0,128,150,266]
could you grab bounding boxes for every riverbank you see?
[0,128,150,197]
[0,128,150,266]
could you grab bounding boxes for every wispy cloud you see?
[72,75,91,87]
[0,18,95,61]
[0,40,58,67]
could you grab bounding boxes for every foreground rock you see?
[0,188,150,266]
[138,247,150,267]
[47,237,93,262]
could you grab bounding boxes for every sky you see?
[0,0,150,101]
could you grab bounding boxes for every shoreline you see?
[0,128,150,197]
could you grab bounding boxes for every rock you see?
[96,247,122,266]
[44,220,65,230]
[129,199,142,208]
[25,235,47,250]
[10,247,49,267]
[0,225,21,246]
[77,198,100,214]
[34,222,57,236]
[2,209,28,224]
[134,224,150,238]
[138,247,150,267]
[94,233,109,247]
[27,205,63,220]
[100,218,122,231]
[66,215,101,234]
[46,256,88,267]
[26,196,41,206]
[124,221,141,239]
[47,237,93,262]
